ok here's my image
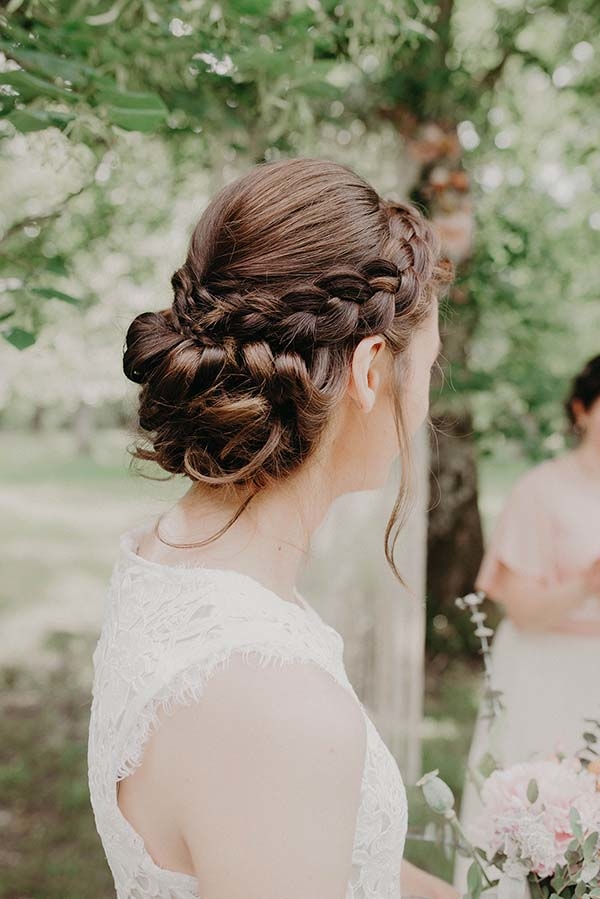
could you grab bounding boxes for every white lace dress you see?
[87,524,408,899]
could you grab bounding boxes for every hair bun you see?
[123,308,184,384]
[122,157,453,551]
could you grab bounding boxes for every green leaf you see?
[234,46,290,79]
[44,256,70,278]
[571,807,584,841]
[103,106,168,132]
[583,831,598,860]
[467,860,483,899]
[96,87,169,132]
[0,70,74,102]
[527,778,539,803]
[95,88,169,132]
[6,109,75,133]
[580,859,600,883]
[95,86,168,112]
[5,110,55,133]
[2,327,36,349]
[0,44,93,86]
[225,0,273,14]
[477,752,499,778]
[29,287,83,305]
[293,60,342,99]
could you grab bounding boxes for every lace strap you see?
[114,606,349,784]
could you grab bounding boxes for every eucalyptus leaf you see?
[467,860,483,899]
[583,832,598,861]
[571,807,584,841]
[580,861,600,883]
[527,779,539,804]
[477,752,499,778]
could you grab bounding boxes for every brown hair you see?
[123,157,454,583]
[564,353,600,434]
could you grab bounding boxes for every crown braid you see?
[123,159,453,497]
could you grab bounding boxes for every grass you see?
[405,658,481,880]
[0,634,114,899]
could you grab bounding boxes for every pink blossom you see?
[473,758,600,877]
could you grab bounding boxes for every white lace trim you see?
[87,525,407,898]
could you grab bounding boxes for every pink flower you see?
[472,758,600,878]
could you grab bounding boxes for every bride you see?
[87,156,457,899]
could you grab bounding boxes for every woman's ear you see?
[571,398,587,431]
[347,335,387,413]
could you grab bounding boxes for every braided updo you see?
[123,157,454,578]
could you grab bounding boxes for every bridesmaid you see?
[454,353,600,891]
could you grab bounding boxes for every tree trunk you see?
[73,400,94,455]
[427,411,484,609]
[31,403,45,432]
[398,119,485,649]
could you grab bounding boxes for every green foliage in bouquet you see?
[416,593,600,899]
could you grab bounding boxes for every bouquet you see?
[417,592,600,899]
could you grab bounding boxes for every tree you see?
[2,0,599,651]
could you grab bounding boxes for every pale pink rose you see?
[473,758,600,878]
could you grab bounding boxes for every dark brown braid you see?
[122,157,454,581]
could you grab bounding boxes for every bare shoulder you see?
[161,652,367,899]
[163,652,368,795]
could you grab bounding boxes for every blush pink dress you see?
[454,450,600,891]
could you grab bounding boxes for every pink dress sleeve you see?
[476,467,557,596]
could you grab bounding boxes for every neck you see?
[571,440,600,480]
[166,453,339,602]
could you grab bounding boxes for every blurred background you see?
[1,0,599,895]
